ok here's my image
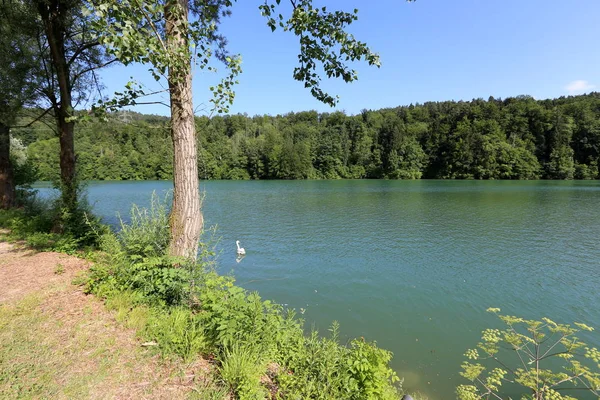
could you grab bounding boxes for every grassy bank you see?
[0,199,410,399]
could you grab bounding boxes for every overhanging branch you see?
[71,58,118,84]
[12,107,53,128]
[68,41,100,66]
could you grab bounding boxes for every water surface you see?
[35,180,600,398]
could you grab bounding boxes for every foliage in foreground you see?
[84,199,402,399]
[457,308,600,400]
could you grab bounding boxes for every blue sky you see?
[98,0,600,117]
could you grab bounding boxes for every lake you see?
[34,180,600,398]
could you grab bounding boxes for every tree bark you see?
[166,0,202,258]
[0,122,15,209]
[57,110,76,210]
[37,0,77,214]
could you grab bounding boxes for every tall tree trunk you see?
[0,122,15,209]
[57,111,76,211]
[38,0,77,215]
[166,0,202,258]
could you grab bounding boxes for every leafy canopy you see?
[89,0,411,112]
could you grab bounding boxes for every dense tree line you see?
[15,93,600,181]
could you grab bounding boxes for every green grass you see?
[0,294,93,398]
[0,287,200,399]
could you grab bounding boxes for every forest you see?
[14,92,600,182]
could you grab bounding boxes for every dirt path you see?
[0,239,207,399]
[0,241,91,303]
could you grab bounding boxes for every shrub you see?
[6,195,55,235]
[86,195,195,306]
[123,256,191,306]
[275,322,400,399]
[38,180,107,246]
[11,136,39,207]
[457,308,600,400]
[117,192,170,261]
[194,272,294,352]
[21,232,79,254]
[347,337,399,399]
[0,188,105,252]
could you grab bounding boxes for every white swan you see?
[236,240,246,255]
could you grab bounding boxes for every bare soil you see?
[0,240,90,303]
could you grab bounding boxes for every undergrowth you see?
[0,192,105,254]
[83,196,404,399]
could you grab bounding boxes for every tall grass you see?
[117,192,171,260]
[219,344,267,399]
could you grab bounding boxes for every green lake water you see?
[35,180,600,398]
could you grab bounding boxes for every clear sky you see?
[98,0,600,117]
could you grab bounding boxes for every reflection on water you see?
[32,180,600,397]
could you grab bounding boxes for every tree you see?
[457,308,600,400]
[20,92,600,185]
[546,110,575,179]
[0,0,38,208]
[94,0,400,258]
[33,0,112,230]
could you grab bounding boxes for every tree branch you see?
[11,107,53,128]
[131,101,170,108]
[67,40,100,66]
[133,0,168,53]
[36,31,55,98]
[71,58,118,84]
